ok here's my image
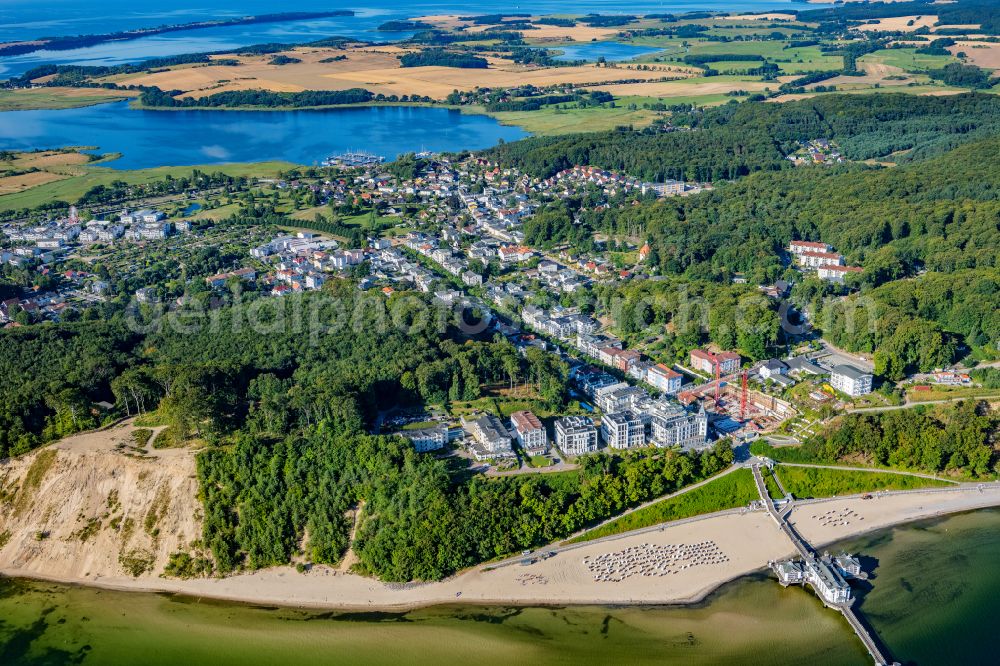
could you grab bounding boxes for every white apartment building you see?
[510,410,548,453]
[830,364,873,397]
[601,411,645,449]
[554,416,599,456]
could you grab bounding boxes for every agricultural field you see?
[0,86,135,111]
[484,104,660,135]
[860,48,957,72]
[0,160,295,211]
[106,45,685,102]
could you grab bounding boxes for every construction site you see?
[677,370,797,436]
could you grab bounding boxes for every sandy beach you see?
[6,473,1000,611]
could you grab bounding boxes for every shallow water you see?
[0,573,867,666]
[6,508,1000,665]
[552,42,664,63]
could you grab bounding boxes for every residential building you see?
[796,251,844,269]
[788,240,831,256]
[594,383,647,414]
[641,180,686,197]
[690,349,741,376]
[462,271,483,287]
[817,264,863,282]
[510,410,548,453]
[759,359,788,381]
[601,411,644,449]
[645,400,708,449]
[401,424,448,453]
[647,363,683,394]
[830,364,873,397]
[134,287,156,303]
[554,416,599,455]
[462,413,515,459]
[786,355,824,376]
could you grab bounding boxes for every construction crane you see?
[740,371,749,422]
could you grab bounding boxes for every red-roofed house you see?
[647,363,683,394]
[690,349,741,376]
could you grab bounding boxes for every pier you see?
[322,151,385,167]
[751,463,899,666]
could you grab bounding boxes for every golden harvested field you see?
[807,61,918,89]
[950,42,1000,69]
[581,78,771,98]
[114,45,684,101]
[412,14,622,42]
[855,15,940,32]
[726,13,798,21]
[0,171,69,194]
[9,149,91,170]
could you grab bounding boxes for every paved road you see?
[485,464,747,570]
[848,394,1000,413]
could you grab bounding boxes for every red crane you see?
[713,362,721,406]
[740,371,749,422]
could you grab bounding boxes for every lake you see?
[0,1,837,78]
[0,102,528,169]
[3,508,1000,665]
[553,42,664,63]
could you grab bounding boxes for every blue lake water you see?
[0,1,836,78]
[553,42,664,63]
[0,101,528,169]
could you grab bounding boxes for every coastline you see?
[6,484,1000,613]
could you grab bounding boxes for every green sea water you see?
[4,508,1000,665]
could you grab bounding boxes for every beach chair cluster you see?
[583,541,729,583]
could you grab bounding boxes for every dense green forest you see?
[757,401,1000,479]
[200,428,733,580]
[138,87,374,109]
[485,94,1000,181]
[0,289,733,579]
[398,50,489,68]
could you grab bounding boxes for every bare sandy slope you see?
[0,420,200,580]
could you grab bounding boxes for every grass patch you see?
[163,550,213,579]
[861,48,956,72]
[571,468,758,542]
[70,517,102,543]
[0,529,11,549]
[132,428,153,449]
[151,426,185,449]
[527,455,552,468]
[764,469,784,500]
[750,440,823,464]
[0,161,296,211]
[483,105,659,135]
[774,465,952,499]
[119,548,155,577]
[401,420,439,430]
[13,448,57,516]
[0,87,134,111]
[906,386,1000,403]
[143,484,171,537]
